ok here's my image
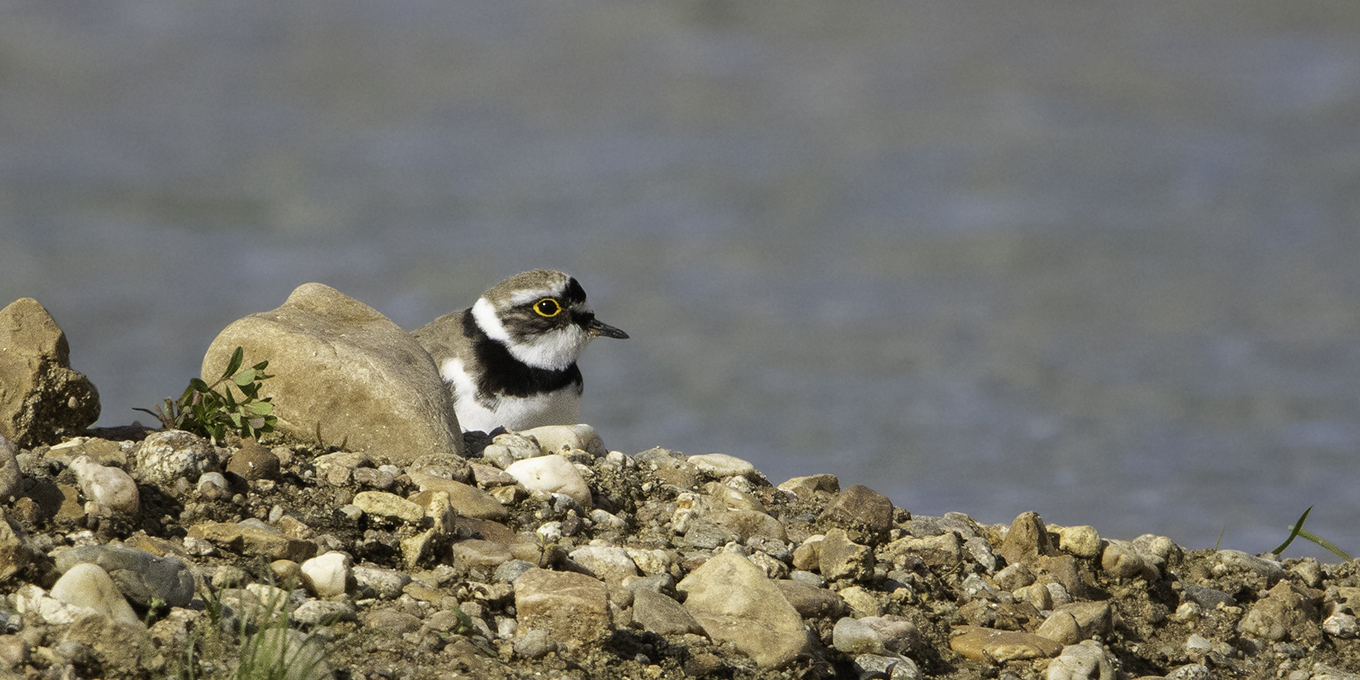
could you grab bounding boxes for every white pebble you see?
[300,552,351,598]
[1323,612,1359,638]
[688,453,757,479]
[52,563,143,628]
[505,455,593,509]
[69,457,139,516]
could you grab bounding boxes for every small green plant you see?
[1270,506,1353,562]
[176,578,334,680]
[136,346,277,444]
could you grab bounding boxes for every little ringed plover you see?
[413,269,628,432]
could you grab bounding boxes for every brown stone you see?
[187,522,316,562]
[773,579,847,619]
[777,474,841,499]
[882,532,963,571]
[457,517,518,544]
[514,568,612,652]
[999,511,1055,567]
[1238,580,1323,645]
[819,528,874,581]
[226,441,280,480]
[949,625,1063,662]
[0,298,100,448]
[61,612,149,679]
[0,515,33,582]
[819,484,895,545]
[409,473,507,521]
[201,283,464,464]
[678,552,811,669]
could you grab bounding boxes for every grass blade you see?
[1270,505,1313,557]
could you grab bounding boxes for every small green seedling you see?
[136,347,277,444]
[1270,506,1353,562]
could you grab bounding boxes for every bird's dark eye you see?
[533,298,562,317]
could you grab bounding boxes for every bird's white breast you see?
[439,357,582,432]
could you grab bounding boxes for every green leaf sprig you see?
[135,346,277,444]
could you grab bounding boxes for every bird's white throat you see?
[471,297,594,371]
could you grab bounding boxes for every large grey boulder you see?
[201,283,464,464]
[0,298,100,448]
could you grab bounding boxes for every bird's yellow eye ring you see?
[533,298,562,317]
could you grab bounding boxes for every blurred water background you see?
[3,1,1359,560]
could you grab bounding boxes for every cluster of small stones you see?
[0,424,1357,680]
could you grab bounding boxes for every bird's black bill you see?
[587,318,629,339]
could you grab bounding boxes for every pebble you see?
[631,588,703,636]
[1045,639,1117,680]
[622,547,672,577]
[949,626,1062,662]
[883,532,963,571]
[854,654,920,680]
[963,536,998,573]
[352,467,395,490]
[186,521,317,563]
[470,463,517,487]
[819,484,895,544]
[512,629,558,660]
[407,474,508,521]
[514,568,612,652]
[1323,612,1359,638]
[859,616,919,652]
[68,456,139,515]
[994,562,1035,590]
[998,511,1054,566]
[774,579,845,619]
[1057,525,1102,559]
[687,453,757,479]
[569,545,639,585]
[267,560,300,584]
[1101,539,1148,580]
[819,529,875,581]
[351,491,424,523]
[197,472,231,498]
[225,440,280,481]
[405,452,472,485]
[1036,610,1083,645]
[0,434,21,501]
[1181,582,1236,609]
[832,616,886,655]
[134,430,219,485]
[1238,580,1321,644]
[301,552,351,598]
[519,424,607,456]
[777,474,841,499]
[1213,549,1286,585]
[494,560,536,584]
[51,563,142,628]
[481,433,543,469]
[1163,665,1212,680]
[54,544,195,608]
[677,552,811,669]
[839,585,883,617]
[504,455,593,509]
[293,600,357,626]
[6,393,1360,679]
[353,566,410,600]
[1012,582,1050,610]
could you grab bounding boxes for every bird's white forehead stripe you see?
[504,287,565,307]
[472,297,510,341]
